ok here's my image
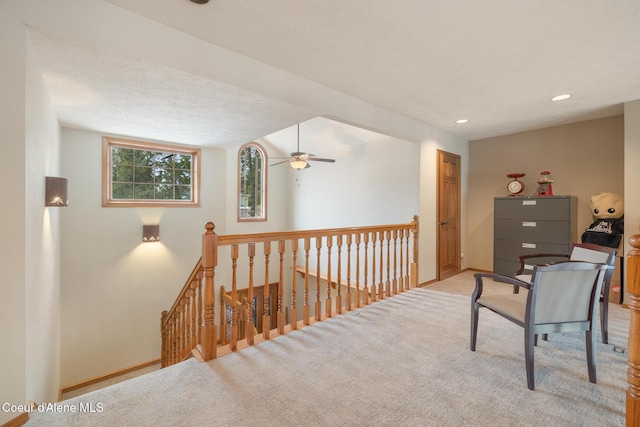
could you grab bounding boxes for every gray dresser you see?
[494,196,578,276]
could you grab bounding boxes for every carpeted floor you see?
[28,271,630,426]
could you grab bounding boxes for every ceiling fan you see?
[270,124,336,170]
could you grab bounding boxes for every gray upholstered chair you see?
[514,243,617,343]
[470,261,608,390]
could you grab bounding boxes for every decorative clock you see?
[506,173,525,196]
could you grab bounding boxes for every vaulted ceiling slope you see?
[24,0,640,148]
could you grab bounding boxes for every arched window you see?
[238,142,267,221]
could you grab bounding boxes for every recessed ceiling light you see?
[455,119,468,124]
[551,94,571,101]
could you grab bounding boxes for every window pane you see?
[135,150,157,166]
[175,169,191,185]
[175,185,191,200]
[112,183,134,199]
[134,166,154,183]
[112,165,133,183]
[173,154,191,169]
[156,168,174,184]
[134,184,154,199]
[155,184,173,199]
[112,147,133,165]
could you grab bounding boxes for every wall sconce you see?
[142,225,160,242]
[45,177,68,207]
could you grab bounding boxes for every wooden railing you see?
[627,232,640,426]
[161,216,419,368]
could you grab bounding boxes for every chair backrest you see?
[530,261,606,324]
[570,242,616,265]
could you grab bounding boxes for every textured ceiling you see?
[26,0,640,149]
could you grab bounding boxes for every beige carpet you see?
[28,271,629,426]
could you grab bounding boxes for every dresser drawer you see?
[494,239,569,261]
[494,219,571,244]
[494,197,572,221]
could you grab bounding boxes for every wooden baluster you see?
[303,238,311,325]
[161,311,168,368]
[411,215,420,288]
[190,281,198,349]
[196,270,203,347]
[200,222,218,361]
[278,240,286,334]
[403,229,410,290]
[346,234,352,311]
[363,232,370,306]
[371,232,377,303]
[393,230,399,295]
[326,235,333,318]
[247,243,256,345]
[355,233,361,308]
[315,236,322,321]
[627,233,640,426]
[240,297,248,341]
[291,239,298,330]
[176,308,183,361]
[336,235,343,314]
[171,312,178,366]
[230,244,239,351]
[378,231,384,300]
[184,291,192,358]
[385,230,392,297]
[219,286,227,346]
[263,241,272,339]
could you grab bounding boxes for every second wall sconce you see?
[143,225,160,242]
[45,177,69,207]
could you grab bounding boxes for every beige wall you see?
[467,115,624,272]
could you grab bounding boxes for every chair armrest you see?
[472,273,531,301]
[515,253,570,276]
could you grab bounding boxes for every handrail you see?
[161,216,419,368]
[627,232,640,426]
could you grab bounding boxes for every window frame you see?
[102,136,201,207]
[237,142,267,222]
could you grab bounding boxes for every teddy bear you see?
[581,192,624,248]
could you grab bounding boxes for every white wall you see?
[0,3,62,421]
[59,128,226,385]
[25,30,63,405]
[0,2,27,423]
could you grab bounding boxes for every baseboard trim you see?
[0,412,29,427]
[59,358,161,400]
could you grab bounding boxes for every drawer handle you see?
[522,221,537,227]
[522,243,537,249]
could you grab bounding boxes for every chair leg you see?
[470,303,479,351]
[525,328,536,390]
[601,300,609,344]
[586,328,597,383]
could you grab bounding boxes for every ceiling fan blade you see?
[307,157,336,163]
[269,160,290,166]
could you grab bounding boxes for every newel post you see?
[411,215,419,288]
[628,232,640,426]
[200,222,218,361]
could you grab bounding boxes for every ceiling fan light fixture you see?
[551,94,571,101]
[290,159,308,170]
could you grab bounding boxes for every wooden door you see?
[437,150,461,280]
